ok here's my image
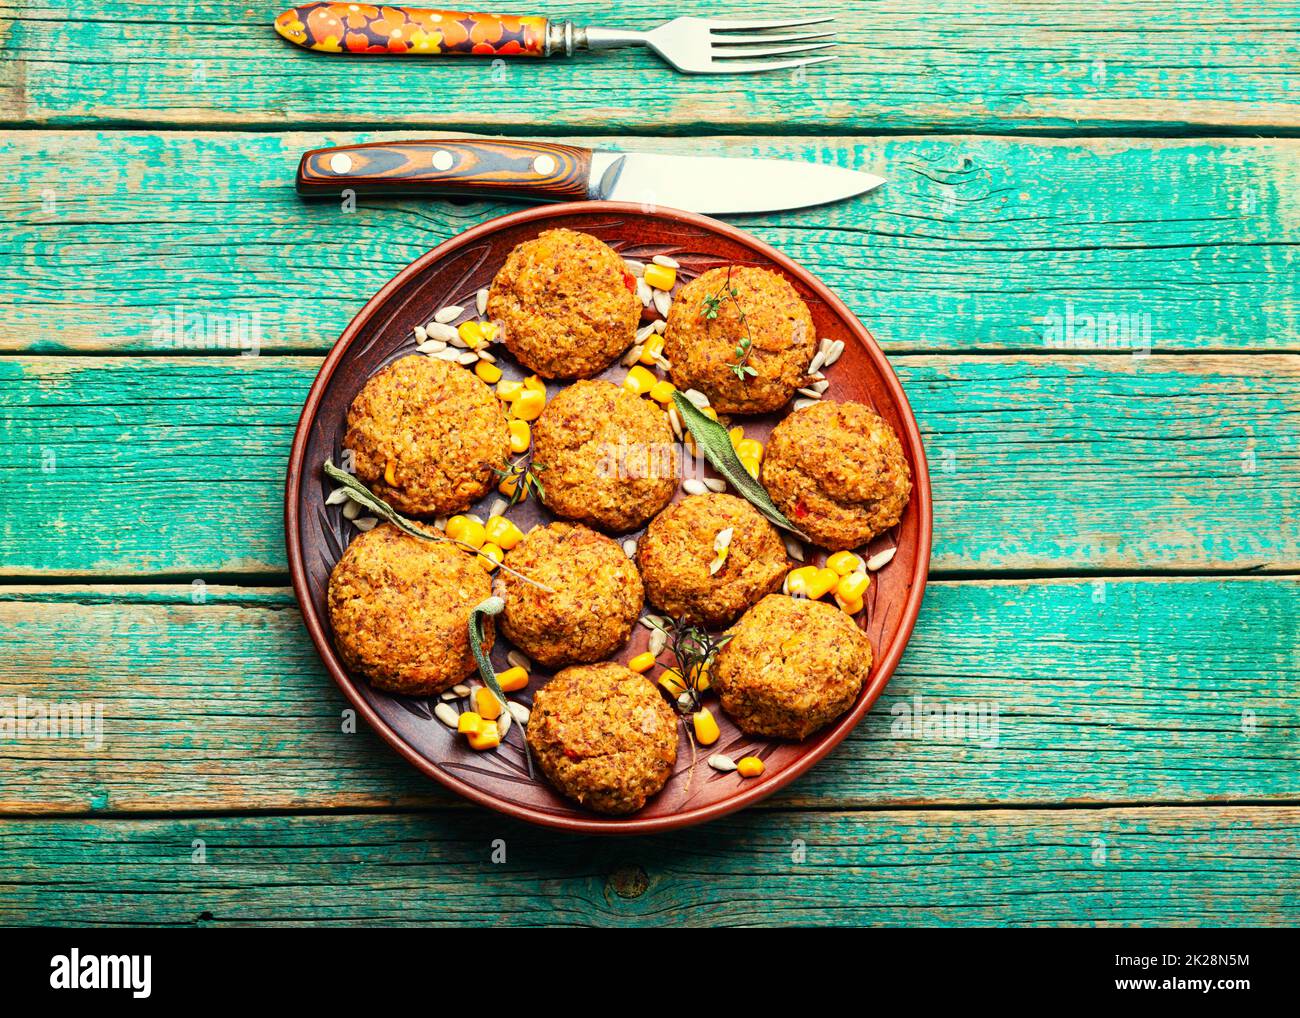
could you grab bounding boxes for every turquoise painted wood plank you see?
[3,807,1295,926]
[3,131,1297,354]
[0,577,1294,813]
[0,354,1294,576]
[3,2,1297,132]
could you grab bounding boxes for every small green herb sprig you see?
[645,613,732,715]
[700,266,757,382]
[494,456,546,507]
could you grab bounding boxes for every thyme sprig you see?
[323,459,553,592]
[494,456,546,507]
[701,265,757,382]
[645,614,733,715]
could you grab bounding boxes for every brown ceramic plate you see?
[286,202,932,834]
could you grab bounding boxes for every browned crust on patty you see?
[327,523,492,697]
[531,379,678,533]
[712,594,872,740]
[760,400,912,550]
[526,661,678,815]
[487,228,641,379]
[343,354,510,518]
[636,493,789,628]
[494,522,644,668]
[663,266,816,414]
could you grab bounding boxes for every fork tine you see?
[713,42,836,60]
[707,16,834,31]
[711,31,835,46]
[709,54,836,74]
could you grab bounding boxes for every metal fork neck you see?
[545,21,645,55]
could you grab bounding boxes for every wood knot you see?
[607,864,648,899]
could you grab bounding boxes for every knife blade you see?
[297,139,884,214]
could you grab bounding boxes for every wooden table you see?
[2,1,1297,926]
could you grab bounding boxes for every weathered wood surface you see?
[3,2,1297,132]
[0,353,1294,576]
[2,807,1295,926]
[5,131,1298,354]
[0,577,1294,814]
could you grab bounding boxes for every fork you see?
[274,5,836,75]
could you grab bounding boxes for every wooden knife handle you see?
[297,139,593,201]
[274,4,549,56]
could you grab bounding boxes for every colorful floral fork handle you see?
[274,3,549,56]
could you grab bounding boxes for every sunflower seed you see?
[704,477,727,493]
[621,343,644,367]
[682,478,708,496]
[708,753,737,773]
[636,278,653,307]
[477,350,497,364]
[427,322,459,343]
[434,348,462,362]
[417,339,447,354]
[824,340,845,366]
[796,387,823,400]
[624,258,646,277]
[342,499,362,520]
[652,254,680,269]
[506,649,531,671]
[783,534,805,562]
[457,351,479,366]
[434,703,459,728]
[448,333,469,348]
[435,516,449,530]
[452,683,471,697]
[640,613,667,631]
[434,306,463,324]
[413,325,427,342]
[810,379,830,394]
[652,318,666,334]
[507,701,530,725]
[652,290,672,317]
[622,539,638,558]
[866,547,897,571]
[648,627,668,656]
[325,487,350,506]
[439,689,459,701]
[476,289,489,316]
[636,322,658,343]
[667,407,683,439]
[466,512,484,525]
[683,389,710,409]
[497,709,512,738]
[653,356,672,372]
[489,498,508,519]
[808,349,828,374]
[793,398,819,411]
[677,691,693,710]
[353,516,378,531]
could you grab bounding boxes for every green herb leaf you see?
[669,393,807,541]
[468,595,507,702]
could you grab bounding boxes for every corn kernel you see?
[523,374,545,392]
[497,474,524,500]
[512,387,546,421]
[457,711,483,736]
[735,438,764,461]
[736,756,765,778]
[729,426,745,450]
[836,570,870,602]
[649,379,676,404]
[497,665,529,693]
[739,453,761,479]
[458,320,486,348]
[827,551,865,576]
[477,542,503,572]
[697,665,711,693]
[629,651,657,673]
[384,459,397,486]
[701,406,719,421]
[446,515,486,550]
[474,359,502,384]
[786,565,819,596]
[639,335,665,365]
[659,670,687,697]
[472,686,503,721]
[807,567,840,599]
[479,321,499,342]
[508,419,531,454]
[467,720,500,751]
[497,378,523,402]
[623,365,657,395]
[484,515,524,550]
[644,263,677,291]
[692,708,720,746]
[835,592,864,615]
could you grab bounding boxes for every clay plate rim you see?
[285,201,933,836]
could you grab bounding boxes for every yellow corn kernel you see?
[649,379,676,404]
[457,711,483,736]
[729,426,745,450]
[477,542,503,572]
[497,474,523,500]
[697,665,711,693]
[467,720,500,751]
[523,374,545,392]
[786,565,819,596]
[659,670,687,697]
[446,515,486,550]
[484,515,524,550]
[496,378,523,402]
[826,550,865,576]
[739,453,761,479]
[629,651,657,673]
[735,438,764,462]
[643,263,677,291]
[512,387,546,421]
[479,321,499,343]
[835,592,864,615]
[497,665,529,693]
[692,708,720,746]
[638,334,665,365]
[507,418,531,454]
[474,359,502,384]
[472,686,503,721]
[806,567,840,600]
[701,406,719,422]
[836,570,870,602]
[736,756,765,778]
[623,365,657,395]
[384,459,397,486]
[458,320,487,348]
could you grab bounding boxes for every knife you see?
[296,139,884,214]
